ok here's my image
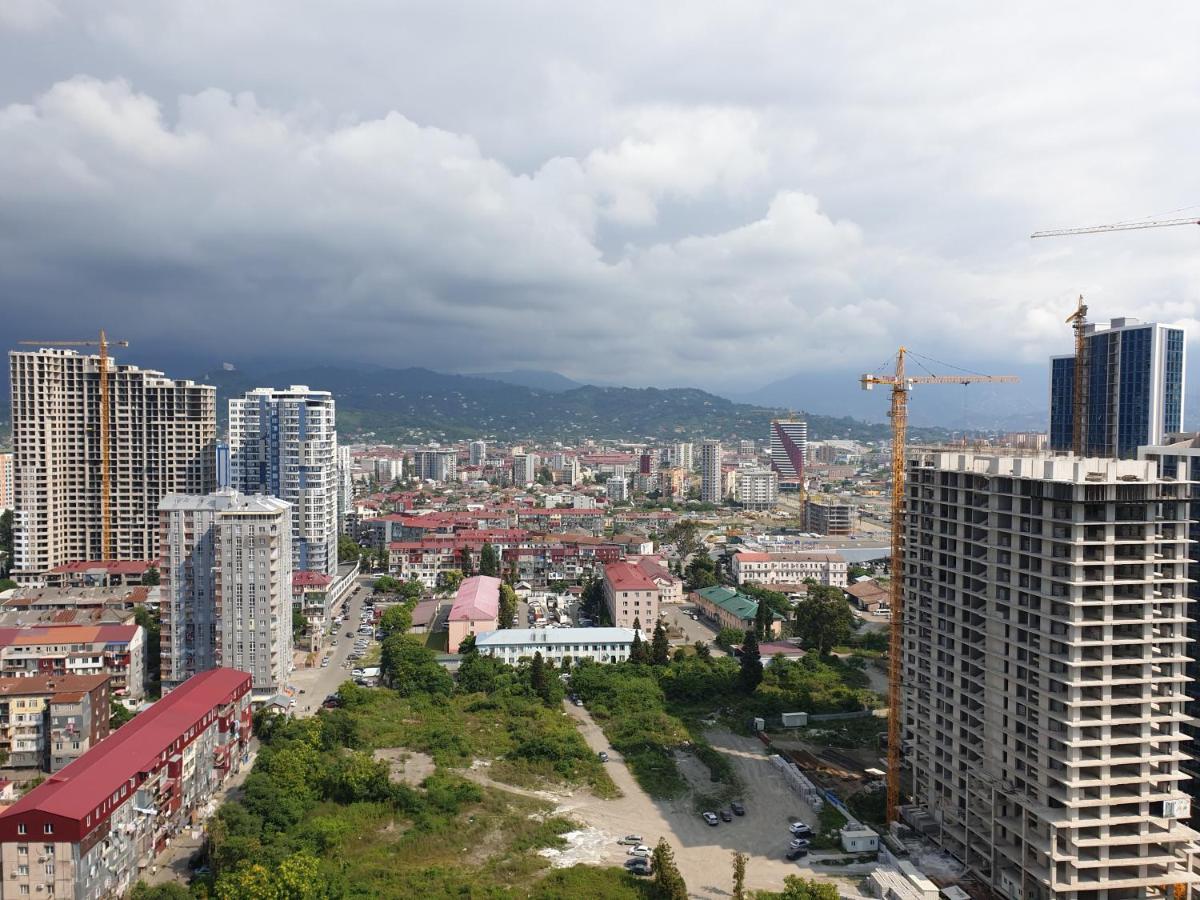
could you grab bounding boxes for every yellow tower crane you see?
[861,348,1018,824]
[18,332,129,560]
[1065,295,1088,455]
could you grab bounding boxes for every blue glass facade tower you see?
[1048,318,1186,458]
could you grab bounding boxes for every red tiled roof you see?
[0,668,249,827]
[448,576,500,622]
[292,571,332,588]
[604,561,657,591]
[0,624,138,648]
[734,552,772,562]
[47,560,154,575]
[0,674,109,697]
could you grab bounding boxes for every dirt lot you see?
[555,703,854,899]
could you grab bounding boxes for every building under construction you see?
[902,450,1197,900]
[9,347,216,579]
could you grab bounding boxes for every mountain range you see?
[190,363,952,444]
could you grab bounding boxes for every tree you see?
[663,519,702,560]
[714,627,743,651]
[694,640,712,660]
[0,579,15,592]
[629,631,649,665]
[530,651,553,704]
[739,629,763,693]
[142,565,160,586]
[380,636,454,696]
[778,876,840,900]
[457,633,477,656]
[652,838,688,900]
[794,585,856,656]
[685,555,719,591]
[373,575,402,594]
[537,465,553,485]
[399,579,424,601]
[133,605,161,689]
[479,542,500,577]
[754,595,774,641]
[129,884,192,900]
[580,577,606,622]
[732,851,748,900]
[0,509,13,574]
[380,604,412,636]
[437,569,464,594]
[337,534,362,564]
[651,619,670,666]
[459,545,474,576]
[498,582,518,627]
[110,700,135,730]
[292,609,306,641]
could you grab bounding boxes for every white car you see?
[626,845,651,858]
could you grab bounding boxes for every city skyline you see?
[1,5,1198,398]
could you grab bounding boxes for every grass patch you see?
[341,685,618,797]
[787,716,886,750]
[425,629,449,653]
[809,803,848,850]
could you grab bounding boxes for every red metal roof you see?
[292,571,332,588]
[603,561,657,591]
[448,576,500,622]
[0,668,249,828]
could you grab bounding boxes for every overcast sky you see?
[2,2,1199,400]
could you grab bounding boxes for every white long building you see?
[731,550,847,587]
[9,348,216,578]
[229,386,338,577]
[474,627,636,665]
[902,451,1197,899]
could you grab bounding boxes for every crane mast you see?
[18,333,129,559]
[861,349,1018,824]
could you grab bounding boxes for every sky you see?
[2,2,1199,408]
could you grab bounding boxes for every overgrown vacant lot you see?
[341,683,619,797]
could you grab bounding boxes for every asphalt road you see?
[661,602,724,652]
[290,577,375,713]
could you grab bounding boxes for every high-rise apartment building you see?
[9,349,216,578]
[214,494,292,697]
[700,440,722,504]
[902,451,1196,898]
[0,453,12,512]
[739,440,756,458]
[469,440,488,466]
[228,386,338,577]
[769,419,807,482]
[1049,317,1185,458]
[1139,433,1200,819]
[512,452,539,486]
[735,466,778,509]
[336,445,353,533]
[413,449,457,482]
[673,442,694,471]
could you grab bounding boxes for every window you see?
[43,824,53,835]
[17,865,28,876]
[17,824,26,835]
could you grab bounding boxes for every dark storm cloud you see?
[1,1,1199,395]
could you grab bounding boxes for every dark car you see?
[730,801,745,816]
[720,809,733,822]
[786,847,808,861]
[598,751,609,762]
[627,860,653,877]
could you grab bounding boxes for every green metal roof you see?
[694,586,783,623]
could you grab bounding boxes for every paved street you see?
[661,601,724,651]
[289,576,375,713]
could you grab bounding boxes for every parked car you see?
[786,847,808,861]
[598,751,609,762]
[617,835,644,846]
[720,809,733,822]
[628,861,653,877]
[574,698,584,707]
[626,845,651,858]
[321,658,330,667]
[789,838,810,850]
[789,822,813,836]
[702,812,719,826]
[730,801,745,816]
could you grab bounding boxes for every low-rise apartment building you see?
[731,550,848,588]
[0,624,145,700]
[602,562,659,632]
[0,675,110,772]
[475,627,636,665]
[804,499,855,536]
[447,576,500,654]
[629,556,684,604]
[692,586,783,638]
[0,668,252,900]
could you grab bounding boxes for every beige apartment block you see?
[9,349,215,578]
[903,451,1198,900]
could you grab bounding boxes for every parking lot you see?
[560,704,841,898]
